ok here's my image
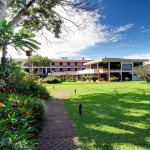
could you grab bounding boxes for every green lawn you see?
[45,81,150,150]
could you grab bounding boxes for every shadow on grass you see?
[65,91,150,150]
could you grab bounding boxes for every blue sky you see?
[6,0,150,60]
[79,0,150,59]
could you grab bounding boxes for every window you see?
[122,64,132,70]
[110,62,121,69]
[133,62,142,67]
[91,64,97,69]
[98,62,108,68]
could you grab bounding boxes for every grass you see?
[45,81,150,150]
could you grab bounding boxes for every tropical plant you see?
[0,19,40,57]
[0,92,45,149]
[1,80,50,100]
[0,58,28,84]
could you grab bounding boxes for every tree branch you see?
[9,0,36,27]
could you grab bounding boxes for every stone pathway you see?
[38,91,79,150]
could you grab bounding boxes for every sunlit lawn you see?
[45,81,150,150]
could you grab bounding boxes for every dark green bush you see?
[64,79,76,82]
[91,76,98,82]
[44,77,62,84]
[0,59,27,84]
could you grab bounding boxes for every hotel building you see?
[78,58,149,81]
[15,57,149,81]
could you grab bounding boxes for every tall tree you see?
[0,0,100,61]
[134,64,150,81]
[25,54,50,67]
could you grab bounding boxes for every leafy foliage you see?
[43,76,62,84]
[125,77,130,81]
[0,19,40,53]
[7,0,99,37]
[24,54,50,67]
[134,64,150,82]
[110,76,119,82]
[0,80,50,100]
[0,92,44,149]
[0,58,27,84]
[64,79,76,82]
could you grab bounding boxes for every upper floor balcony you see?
[50,65,85,68]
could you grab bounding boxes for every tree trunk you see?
[1,45,7,66]
[0,0,7,22]
[0,0,36,65]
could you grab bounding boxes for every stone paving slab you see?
[38,91,79,150]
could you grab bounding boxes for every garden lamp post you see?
[26,50,32,75]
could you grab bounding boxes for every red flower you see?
[9,89,12,93]
[25,111,29,116]
[0,102,3,107]
[3,88,5,91]
[18,101,22,106]
[30,99,33,103]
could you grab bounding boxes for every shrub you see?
[0,92,44,149]
[98,77,104,81]
[91,76,98,82]
[125,77,130,81]
[25,74,40,82]
[146,77,150,82]
[0,59,28,85]
[81,77,86,81]
[110,77,119,82]
[46,78,62,84]
[64,79,76,82]
[0,80,50,100]
[44,76,62,84]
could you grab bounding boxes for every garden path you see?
[38,91,79,150]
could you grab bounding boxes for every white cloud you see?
[113,24,134,33]
[124,53,150,64]
[5,6,134,59]
[140,26,150,34]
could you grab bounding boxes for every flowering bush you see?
[0,92,44,149]
[0,80,50,100]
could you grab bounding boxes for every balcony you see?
[51,65,60,68]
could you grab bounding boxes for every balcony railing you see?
[50,65,84,68]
